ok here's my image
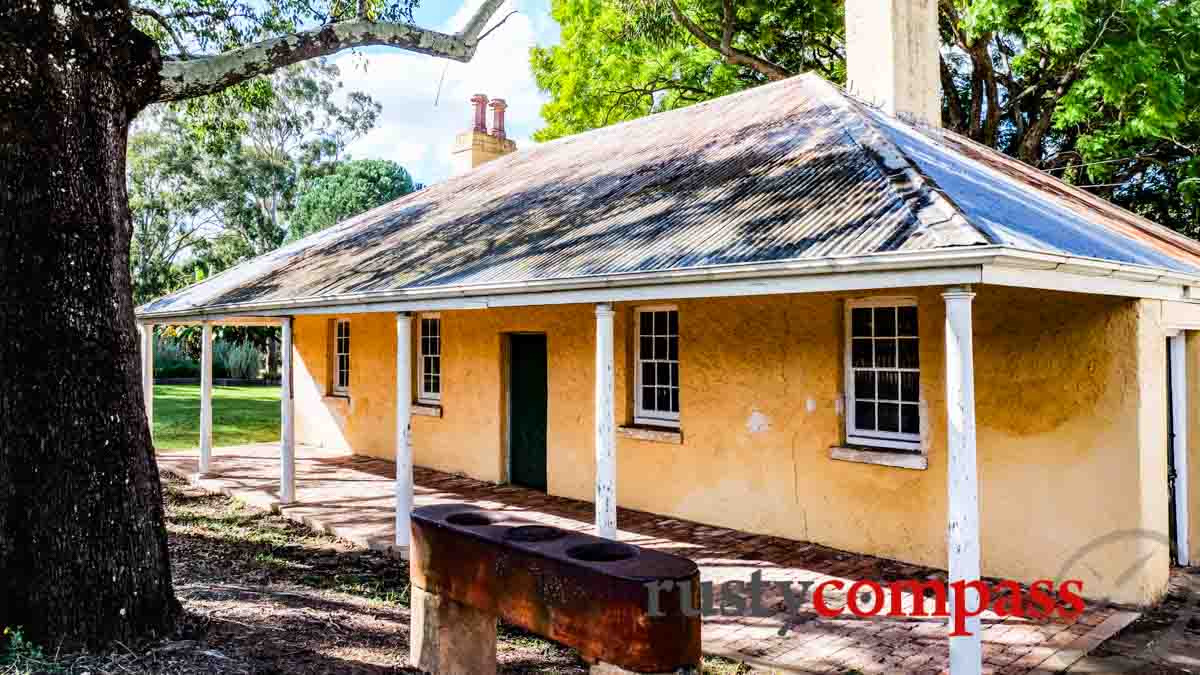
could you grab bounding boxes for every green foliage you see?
[214,342,263,380]
[154,339,200,379]
[289,159,415,240]
[1,626,62,674]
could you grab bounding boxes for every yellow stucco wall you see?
[290,286,1177,605]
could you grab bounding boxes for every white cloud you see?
[333,0,559,185]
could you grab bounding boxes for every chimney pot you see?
[470,93,489,133]
[488,98,508,140]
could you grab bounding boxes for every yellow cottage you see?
[137,4,1200,621]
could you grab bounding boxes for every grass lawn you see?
[154,384,280,450]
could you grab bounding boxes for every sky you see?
[332,0,561,186]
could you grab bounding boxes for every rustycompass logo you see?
[645,571,1086,637]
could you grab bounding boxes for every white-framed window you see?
[845,298,921,450]
[418,314,441,403]
[333,318,351,396]
[634,306,680,427]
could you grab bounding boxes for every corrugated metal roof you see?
[138,74,1200,318]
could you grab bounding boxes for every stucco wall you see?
[290,287,1174,605]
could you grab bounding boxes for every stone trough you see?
[409,503,702,675]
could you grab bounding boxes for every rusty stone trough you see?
[409,503,702,675]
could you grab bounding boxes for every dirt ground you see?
[2,476,748,675]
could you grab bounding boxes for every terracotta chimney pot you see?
[488,98,508,140]
[470,93,489,133]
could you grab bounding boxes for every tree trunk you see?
[0,0,178,649]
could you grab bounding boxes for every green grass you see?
[153,384,280,450]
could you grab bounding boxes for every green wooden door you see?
[509,334,548,491]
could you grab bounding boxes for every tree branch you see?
[154,0,505,104]
[133,6,192,59]
[665,0,790,81]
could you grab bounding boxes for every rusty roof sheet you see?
[138,74,1200,317]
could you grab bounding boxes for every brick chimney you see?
[452,93,517,175]
[845,0,941,128]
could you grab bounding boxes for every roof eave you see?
[133,245,1200,324]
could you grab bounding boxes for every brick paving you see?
[158,444,1139,674]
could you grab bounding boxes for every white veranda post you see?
[1170,333,1190,566]
[944,287,981,675]
[280,317,296,504]
[199,322,214,475]
[395,312,414,554]
[594,303,617,539]
[140,323,154,437]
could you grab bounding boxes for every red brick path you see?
[158,444,1139,674]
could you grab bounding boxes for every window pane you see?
[667,335,678,361]
[669,362,679,386]
[655,337,668,360]
[430,374,440,394]
[855,400,876,431]
[667,311,678,335]
[670,387,679,413]
[657,362,670,385]
[898,338,918,369]
[878,402,900,432]
[898,306,918,336]
[875,339,897,368]
[875,307,896,337]
[654,311,668,334]
[430,319,440,337]
[900,372,919,402]
[640,337,653,360]
[656,387,671,412]
[901,404,920,435]
[851,308,872,337]
[642,362,656,386]
[642,386,655,410]
[854,371,875,399]
[852,339,873,367]
[640,311,652,335]
[878,371,899,400]
[430,357,440,375]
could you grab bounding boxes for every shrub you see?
[214,341,262,380]
[154,339,199,378]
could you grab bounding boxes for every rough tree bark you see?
[0,0,178,648]
[0,0,502,650]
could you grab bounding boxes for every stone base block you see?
[410,585,497,675]
[590,663,698,675]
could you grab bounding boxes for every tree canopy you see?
[290,159,416,240]
[531,0,1200,234]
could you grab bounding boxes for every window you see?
[846,299,921,450]
[418,314,441,403]
[634,307,679,427]
[333,319,350,396]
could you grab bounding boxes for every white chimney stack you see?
[845,0,941,128]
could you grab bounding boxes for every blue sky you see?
[332,0,561,186]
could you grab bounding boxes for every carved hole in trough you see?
[565,542,638,562]
[505,525,567,542]
[446,511,499,526]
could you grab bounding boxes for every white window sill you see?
[413,402,442,418]
[618,425,683,445]
[829,446,927,470]
[323,395,350,404]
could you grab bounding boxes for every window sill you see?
[413,403,442,418]
[829,446,927,470]
[323,395,350,404]
[618,425,683,445]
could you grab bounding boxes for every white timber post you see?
[140,323,155,439]
[395,312,414,555]
[944,286,981,675]
[595,302,617,539]
[280,316,296,505]
[1170,333,1190,566]
[199,321,214,476]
